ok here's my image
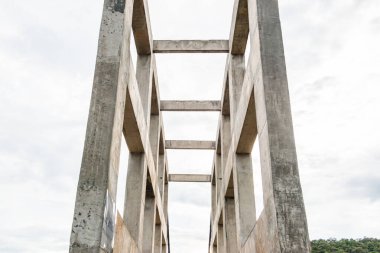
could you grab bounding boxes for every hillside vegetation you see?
[311,238,380,253]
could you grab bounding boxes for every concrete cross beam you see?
[153,40,229,53]
[168,174,212,182]
[165,140,216,150]
[160,100,221,111]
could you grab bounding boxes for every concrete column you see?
[158,155,165,195]
[233,154,256,245]
[164,180,169,221]
[154,154,166,253]
[142,195,156,253]
[229,55,245,127]
[162,244,167,253]
[154,225,162,253]
[124,153,148,248]
[228,45,253,250]
[224,198,238,252]
[136,55,153,124]
[217,223,226,253]
[215,153,222,201]
[221,116,231,173]
[149,115,160,170]
[211,174,217,221]
[124,37,153,250]
[69,0,134,252]
[248,0,310,251]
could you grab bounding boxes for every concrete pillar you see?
[158,155,166,253]
[248,0,310,251]
[149,115,160,170]
[142,194,156,253]
[215,153,222,201]
[211,173,217,221]
[69,0,134,252]
[162,244,167,253]
[224,198,238,252]
[136,55,153,123]
[221,116,231,172]
[229,45,255,250]
[234,154,256,245]
[158,154,165,200]
[124,43,153,250]
[124,153,147,247]
[164,181,168,221]
[229,55,245,127]
[154,225,162,253]
[217,223,226,253]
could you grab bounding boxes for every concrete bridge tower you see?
[69,0,310,252]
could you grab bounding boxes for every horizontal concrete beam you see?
[160,100,221,111]
[153,40,229,53]
[165,140,216,150]
[168,174,211,182]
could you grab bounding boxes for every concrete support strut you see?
[168,174,211,183]
[160,100,221,112]
[209,0,311,252]
[69,0,310,252]
[153,40,229,53]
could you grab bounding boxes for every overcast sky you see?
[0,0,380,252]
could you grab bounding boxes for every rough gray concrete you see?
[165,140,216,150]
[168,174,211,182]
[69,0,134,252]
[224,198,238,252]
[209,0,310,251]
[217,223,226,253]
[70,0,310,251]
[160,100,221,111]
[229,0,249,54]
[113,212,139,253]
[153,40,229,53]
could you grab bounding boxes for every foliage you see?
[311,238,380,253]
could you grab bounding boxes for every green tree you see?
[311,238,380,253]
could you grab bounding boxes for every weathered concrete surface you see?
[122,54,169,248]
[165,140,216,150]
[113,212,139,253]
[132,0,153,54]
[209,0,310,251]
[229,0,249,54]
[71,0,310,251]
[153,40,229,53]
[142,196,156,253]
[248,0,311,251]
[69,0,134,252]
[160,100,221,111]
[124,153,147,248]
[71,0,170,252]
[217,223,226,253]
[224,198,238,252]
[153,224,162,253]
[168,174,211,182]
[233,154,256,246]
